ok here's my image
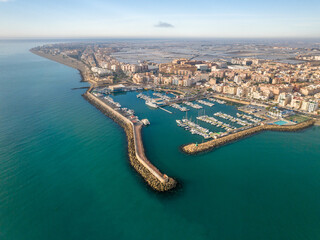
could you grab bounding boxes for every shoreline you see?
[30,49,177,192]
[30,49,97,87]
[182,119,315,155]
[30,48,316,187]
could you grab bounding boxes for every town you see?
[30,40,320,191]
[33,42,320,116]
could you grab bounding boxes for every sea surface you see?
[1,40,320,240]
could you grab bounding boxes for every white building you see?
[299,100,318,112]
[278,93,292,107]
[195,64,209,71]
[234,75,242,85]
[91,67,112,75]
[291,97,303,109]
[308,101,319,112]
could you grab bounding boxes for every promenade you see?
[213,94,250,105]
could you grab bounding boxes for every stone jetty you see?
[83,92,177,192]
[182,119,315,155]
[31,49,177,192]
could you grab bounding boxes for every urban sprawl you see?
[34,42,320,115]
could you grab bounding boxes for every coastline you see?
[30,48,316,187]
[182,119,315,155]
[30,49,177,192]
[30,49,96,87]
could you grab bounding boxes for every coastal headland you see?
[182,119,315,155]
[30,48,177,192]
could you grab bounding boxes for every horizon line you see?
[1,36,320,41]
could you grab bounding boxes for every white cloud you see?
[154,21,174,28]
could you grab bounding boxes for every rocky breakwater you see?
[182,119,315,155]
[83,92,177,192]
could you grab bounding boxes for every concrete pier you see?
[84,92,177,191]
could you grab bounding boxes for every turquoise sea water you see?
[1,40,320,240]
[274,120,289,126]
[110,90,252,140]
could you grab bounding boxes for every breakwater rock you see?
[182,120,315,155]
[30,49,176,192]
[83,92,177,192]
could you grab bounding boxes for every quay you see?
[182,119,315,155]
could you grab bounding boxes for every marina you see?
[196,115,236,132]
[197,99,215,107]
[103,95,121,108]
[176,119,212,139]
[19,40,320,240]
[208,97,226,104]
[145,100,158,109]
[104,90,267,141]
[86,91,177,191]
[93,89,310,147]
[170,103,189,112]
[214,112,254,126]
[137,93,153,102]
[153,92,171,100]
[236,112,261,123]
[182,119,315,154]
[183,101,203,109]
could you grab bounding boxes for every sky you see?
[0,0,320,38]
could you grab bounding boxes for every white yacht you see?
[145,101,158,109]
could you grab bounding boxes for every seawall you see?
[182,120,315,155]
[83,92,177,191]
[31,49,177,192]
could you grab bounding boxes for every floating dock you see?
[159,107,172,114]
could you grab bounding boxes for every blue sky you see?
[0,0,320,38]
